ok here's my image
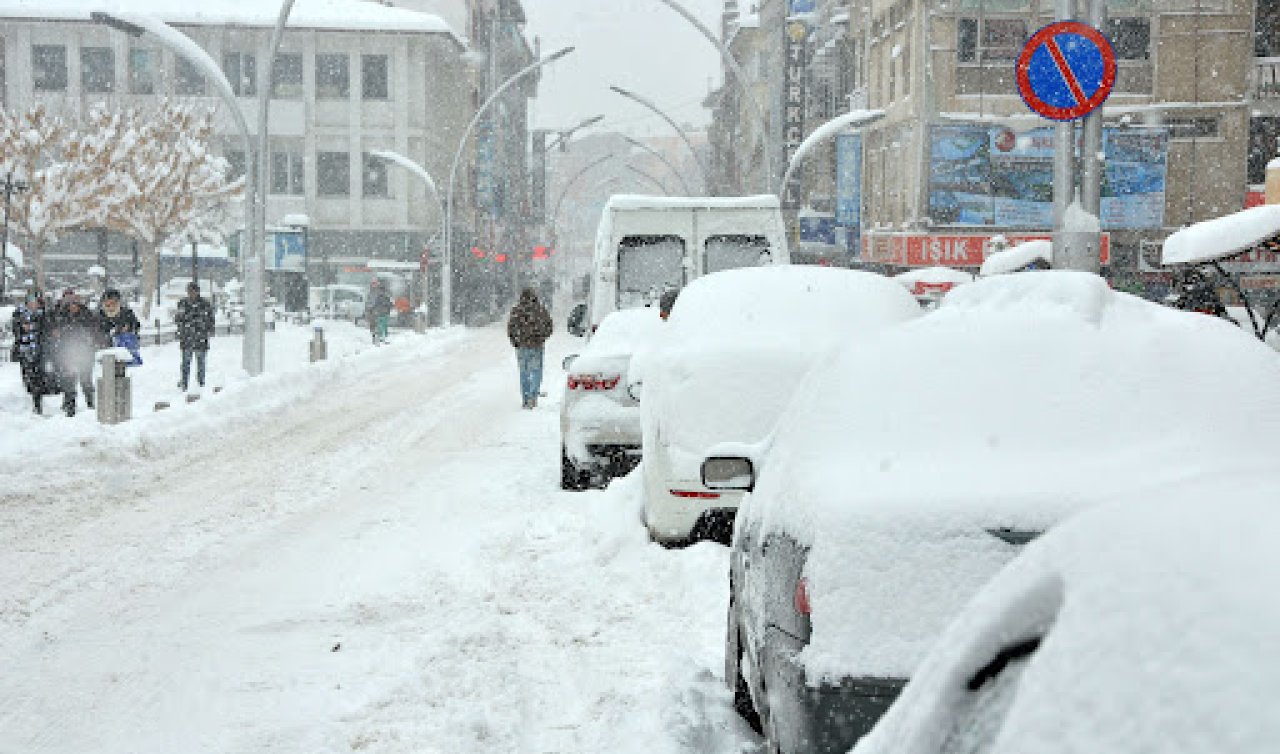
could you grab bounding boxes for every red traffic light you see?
[495,253,509,263]
[470,247,486,259]
[532,245,551,260]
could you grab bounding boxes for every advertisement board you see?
[267,230,306,271]
[928,125,1167,230]
[835,133,862,228]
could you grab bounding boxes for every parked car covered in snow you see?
[892,267,974,310]
[853,476,1280,754]
[703,271,1280,754]
[560,307,667,490]
[637,265,921,545]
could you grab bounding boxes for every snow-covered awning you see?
[981,240,1052,276]
[0,0,459,40]
[1162,205,1280,266]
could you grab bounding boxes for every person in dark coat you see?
[10,290,49,414]
[98,288,140,340]
[43,289,100,416]
[506,287,553,409]
[366,278,393,345]
[175,282,215,391]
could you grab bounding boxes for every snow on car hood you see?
[855,472,1280,754]
[738,271,1280,681]
[572,307,667,375]
[640,266,921,478]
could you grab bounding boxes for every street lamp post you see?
[650,0,775,192]
[91,10,265,372]
[609,85,709,191]
[622,135,694,195]
[545,115,606,153]
[0,172,28,302]
[444,46,575,327]
[370,150,446,322]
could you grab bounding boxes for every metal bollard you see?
[96,351,132,425]
[413,311,427,334]
[309,322,327,362]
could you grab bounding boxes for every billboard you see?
[267,230,306,271]
[928,125,1168,230]
[835,133,862,227]
[863,232,1110,268]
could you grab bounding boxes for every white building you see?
[0,0,473,287]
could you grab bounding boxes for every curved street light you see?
[650,0,774,192]
[622,135,694,195]
[545,114,606,153]
[609,85,708,191]
[370,150,446,317]
[444,46,575,326]
[780,109,886,199]
[626,165,670,195]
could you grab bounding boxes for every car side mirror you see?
[567,303,588,337]
[702,456,755,492]
[562,354,578,371]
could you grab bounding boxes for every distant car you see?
[638,265,921,545]
[853,475,1280,754]
[703,271,1280,754]
[560,307,667,490]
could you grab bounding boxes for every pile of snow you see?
[2,241,22,267]
[893,267,975,288]
[856,474,1280,754]
[640,266,921,478]
[1162,204,1280,266]
[738,271,1280,681]
[979,240,1052,276]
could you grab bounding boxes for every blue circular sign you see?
[1016,21,1117,121]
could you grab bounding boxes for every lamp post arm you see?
[610,86,708,191]
[780,109,886,196]
[552,154,616,233]
[627,165,670,195]
[652,0,774,191]
[624,137,694,195]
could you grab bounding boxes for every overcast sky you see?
[523,0,726,137]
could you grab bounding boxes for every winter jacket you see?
[507,291,553,349]
[98,305,141,341]
[367,288,393,319]
[42,303,101,373]
[175,296,215,351]
[10,303,44,363]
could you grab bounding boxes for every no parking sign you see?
[1016,21,1116,121]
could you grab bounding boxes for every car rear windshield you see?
[704,235,772,274]
[618,235,685,308]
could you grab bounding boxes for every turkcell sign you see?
[780,19,811,208]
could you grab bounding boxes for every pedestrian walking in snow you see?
[507,287,553,409]
[99,289,143,366]
[10,290,50,414]
[43,289,100,416]
[175,282,215,391]
[367,279,393,345]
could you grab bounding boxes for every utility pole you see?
[0,172,29,302]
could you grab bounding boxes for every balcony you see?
[1254,58,1280,100]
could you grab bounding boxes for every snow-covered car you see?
[638,265,921,545]
[702,272,1280,754]
[893,267,974,310]
[560,307,667,490]
[853,475,1280,754]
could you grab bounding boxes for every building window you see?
[129,48,158,94]
[362,54,389,100]
[225,149,247,181]
[362,153,389,197]
[176,56,206,95]
[270,149,305,195]
[316,53,350,99]
[32,45,67,92]
[957,18,1027,63]
[223,52,256,96]
[1166,116,1220,140]
[81,47,115,94]
[317,151,351,196]
[272,53,303,98]
[1107,18,1150,61]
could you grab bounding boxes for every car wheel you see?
[560,446,589,491]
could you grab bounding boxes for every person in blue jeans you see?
[175,282,214,391]
[506,287,553,409]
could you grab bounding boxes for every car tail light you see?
[794,577,812,616]
[567,374,621,391]
[669,489,722,500]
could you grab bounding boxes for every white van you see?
[570,195,790,334]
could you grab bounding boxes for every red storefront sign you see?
[863,233,1111,268]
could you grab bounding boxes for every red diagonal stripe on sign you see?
[1045,36,1088,106]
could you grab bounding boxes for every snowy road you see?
[0,328,755,754]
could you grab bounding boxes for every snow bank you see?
[642,266,921,478]
[979,240,1052,276]
[856,473,1280,754]
[738,271,1280,681]
[893,267,974,288]
[1162,204,1280,266]
[0,0,458,38]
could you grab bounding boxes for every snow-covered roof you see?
[605,194,779,211]
[0,0,459,38]
[980,240,1052,276]
[1161,204,1280,266]
[739,271,1280,681]
[856,475,1280,754]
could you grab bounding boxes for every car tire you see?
[560,446,590,491]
